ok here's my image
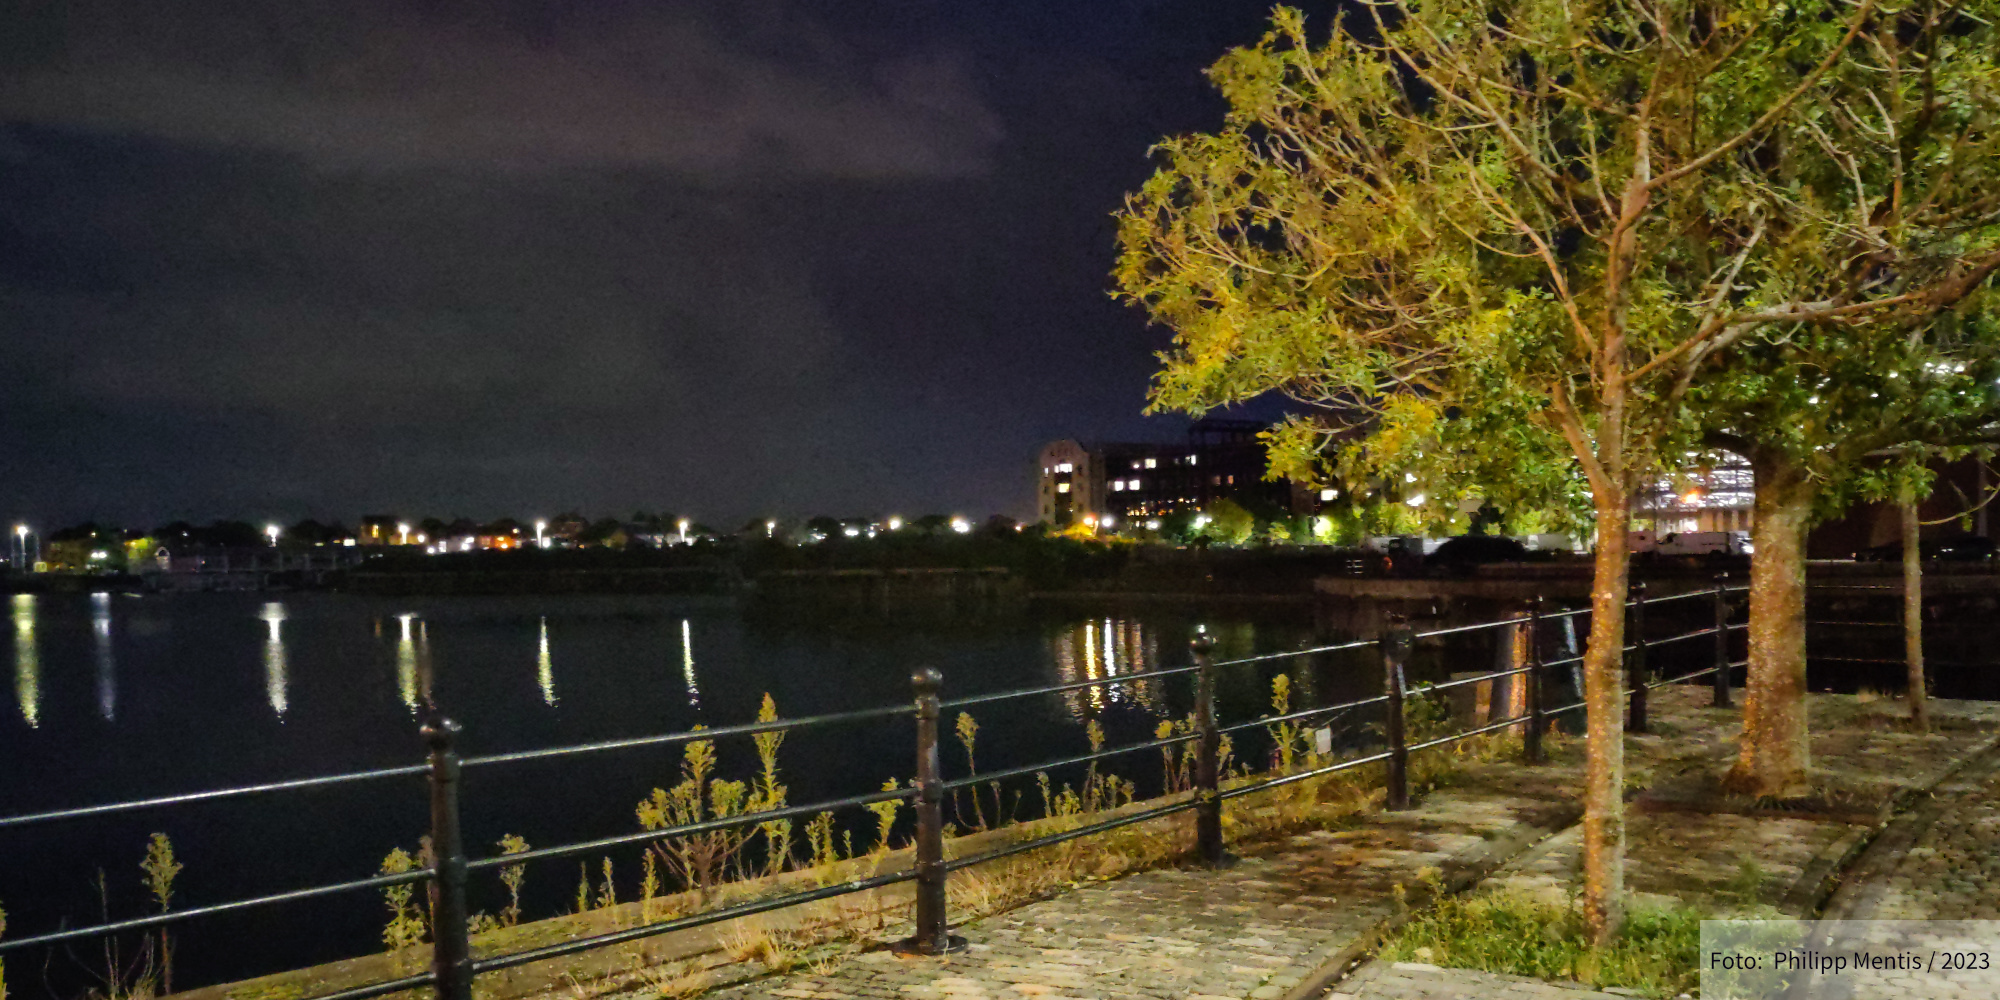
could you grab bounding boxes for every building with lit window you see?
[1634,453,1755,533]
[1037,420,1306,526]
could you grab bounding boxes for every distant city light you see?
[535,519,548,548]
[765,520,777,538]
[887,516,903,531]
[89,550,108,561]
[677,518,691,544]
[843,526,861,537]
[1145,519,1161,530]
[1100,514,1116,528]
[950,517,972,534]
[265,524,281,546]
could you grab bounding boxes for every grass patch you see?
[1380,887,1702,999]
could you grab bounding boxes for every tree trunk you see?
[1580,492,1629,945]
[1902,495,1929,731]
[1728,454,1813,795]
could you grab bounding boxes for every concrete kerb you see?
[1818,736,2000,922]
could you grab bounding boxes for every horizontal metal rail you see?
[0,866,433,954]
[940,664,1198,711]
[466,784,916,871]
[1219,750,1395,801]
[943,731,1199,792]
[471,868,917,974]
[1649,665,1722,688]
[1415,666,1532,695]
[462,702,918,769]
[1210,637,1377,667]
[1220,693,1391,736]
[1415,618,1519,640]
[0,763,429,831]
[1407,714,1528,753]
[305,973,438,1000]
[944,796,1197,871]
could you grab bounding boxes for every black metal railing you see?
[0,578,1753,1000]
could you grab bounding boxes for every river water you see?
[3,591,1370,991]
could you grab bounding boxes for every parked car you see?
[1629,530,1752,558]
[1429,534,1530,574]
[1854,535,1997,562]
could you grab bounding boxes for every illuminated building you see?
[1036,420,1307,526]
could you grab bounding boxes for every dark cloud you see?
[0,0,1276,527]
[0,0,1001,178]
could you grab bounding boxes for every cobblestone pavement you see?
[700,789,1575,1000]
[1325,961,1633,1000]
[1826,746,2000,921]
[685,691,1999,1000]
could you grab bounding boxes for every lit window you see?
[1057,462,1073,473]
[1130,479,1141,490]
[1320,488,1337,501]
[1057,483,1071,493]
[1144,458,1157,469]
[1227,475,1235,485]
[1187,455,1197,465]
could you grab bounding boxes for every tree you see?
[1693,317,2000,790]
[1199,499,1256,546]
[1116,2,2000,940]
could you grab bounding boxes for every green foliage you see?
[636,726,752,899]
[140,833,182,993]
[1383,887,1703,997]
[1197,499,1256,546]
[749,694,793,877]
[496,834,529,927]
[867,779,903,854]
[378,848,427,956]
[1116,0,2000,529]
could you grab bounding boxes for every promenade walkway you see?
[651,688,2000,1000]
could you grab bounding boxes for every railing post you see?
[894,667,965,956]
[422,712,474,1000]
[1626,581,1649,734]
[1524,597,1546,765]
[1381,619,1412,811]
[1190,633,1233,868]
[1712,573,1734,708]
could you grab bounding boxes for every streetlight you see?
[677,518,691,545]
[13,524,25,569]
[397,522,411,545]
[765,520,776,538]
[265,524,281,547]
[950,517,972,534]
[886,516,903,531]
[535,519,548,548]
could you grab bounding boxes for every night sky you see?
[0,0,1289,528]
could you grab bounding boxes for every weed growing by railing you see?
[139,833,181,995]
[378,847,427,964]
[496,834,529,927]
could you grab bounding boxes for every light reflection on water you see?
[537,616,556,706]
[680,618,700,708]
[93,593,115,721]
[13,593,37,727]
[261,601,287,718]
[1050,617,1163,719]
[395,613,420,711]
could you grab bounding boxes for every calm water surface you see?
[3,591,1363,990]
